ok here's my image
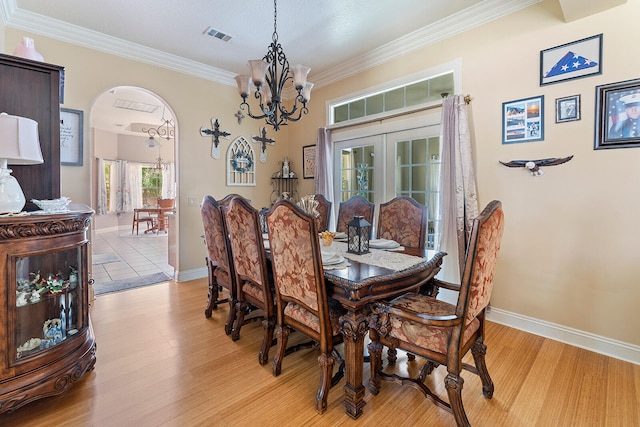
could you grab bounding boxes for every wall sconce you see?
[347,216,371,255]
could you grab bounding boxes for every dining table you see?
[319,240,446,419]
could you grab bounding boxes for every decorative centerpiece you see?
[347,216,371,254]
[320,231,335,247]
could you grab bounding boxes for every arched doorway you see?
[89,86,178,294]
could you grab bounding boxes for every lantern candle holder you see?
[347,215,371,254]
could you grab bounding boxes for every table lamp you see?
[0,113,43,213]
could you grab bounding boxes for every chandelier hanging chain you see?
[234,0,313,131]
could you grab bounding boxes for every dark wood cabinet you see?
[0,53,63,211]
[0,205,95,413]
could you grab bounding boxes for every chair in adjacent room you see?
[225,196,275,364]
[200,195,237,335]
[266,200,345,414]
[336,195,375,236]
[131,208,156,235]
[313,193,332,233]
[367,200,505,427]
[377,196,427,250]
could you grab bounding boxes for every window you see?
[330,69,456,125]
[330,60,460,247]
[141,167,163,200]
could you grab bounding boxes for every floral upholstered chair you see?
[313,193,332,233]
[225,196,275,364]
[367,200,505,427]
[266,200,345,414]
[200,195,236,335]
[377,196,427,250]
[336,195,375,236]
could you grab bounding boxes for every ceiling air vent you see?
[204,27,232,42]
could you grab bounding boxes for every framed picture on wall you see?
[595,78,640,150]
[555,95,581,123]
[60,108,83,166]
[540,34,602,86]
[502,95,544,144]
[302,144,316,179]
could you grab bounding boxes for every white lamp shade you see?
[248,60,269,86]
[0,113,43,164]
[301,82,314,102]
[291,64,311,89]
[234,75,252,97]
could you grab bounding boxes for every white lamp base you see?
[0,168,26,213]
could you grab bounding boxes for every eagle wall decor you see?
[499,155,573,176]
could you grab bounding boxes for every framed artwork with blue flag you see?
[595,78,640,150]
[540,34,602,86]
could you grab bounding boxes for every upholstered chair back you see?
[377,196,427,250]
[336,195,375,236]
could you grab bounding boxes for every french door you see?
[332,115,441,246]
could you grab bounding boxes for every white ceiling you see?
[1,0,541,135]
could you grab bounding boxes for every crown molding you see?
[312,0,542,88]
[1,0,540,89]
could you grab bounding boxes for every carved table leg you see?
[340,309,369,419]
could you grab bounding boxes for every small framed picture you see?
[595,78,640,150]
[302,144,316,179]
[555,95,581,123]
[502,95,544,144]
[540,34,602,86]
[60,108,84,166]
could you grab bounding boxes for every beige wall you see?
[291,0,639,347]
[2,28,291,274]
[3,0,638,348]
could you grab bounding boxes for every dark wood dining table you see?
[322,244,446,419]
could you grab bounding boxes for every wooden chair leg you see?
[224,297,236,336]
[231,300,249,341]
[204,258,218,318]
[315,352,335,414]
[272,325,290,377]
[445,374,471,427]
[258,318,275,365]
[471,341,494,398]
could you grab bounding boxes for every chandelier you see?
[142,108,175,148]
[151,150,171,172]
[234,0,313,131]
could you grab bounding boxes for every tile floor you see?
[90,228,174,285]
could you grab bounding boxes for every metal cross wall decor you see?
[200,117,231,159]
[251,126,275,163]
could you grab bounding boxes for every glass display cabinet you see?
[0,205,95,413]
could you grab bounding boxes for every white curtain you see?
[126,162,143,211]
[315,128,334,229]
[96,158,107,215]
[439,94,479,285]
[161,163,176,199]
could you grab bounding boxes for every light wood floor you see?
[2,278,639,426]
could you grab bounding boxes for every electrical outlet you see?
[188,197,198,206]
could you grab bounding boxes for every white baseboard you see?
[487,307,640,365]
[175,267,207,283]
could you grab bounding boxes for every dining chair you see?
[377,196,427,250]
[313,193,332,233]
[200,195,237,335]
[336,195,375,237]
[225,196,276,364]
[367,200,505,427]
[266,200,346,414]
[131,208,155,235]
